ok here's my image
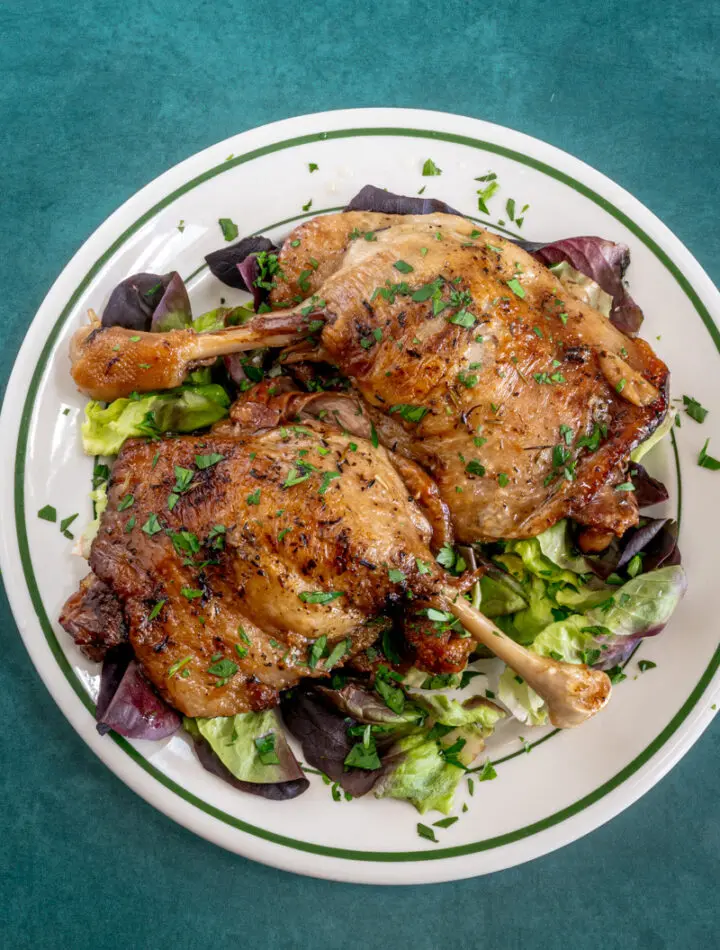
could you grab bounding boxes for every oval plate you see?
[1,108,718,885]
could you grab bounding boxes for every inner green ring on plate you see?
[13,126,719,863]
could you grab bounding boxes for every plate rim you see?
[1,107,718,884]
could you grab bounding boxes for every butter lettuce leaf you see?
[186,709,306,787]
[374,733,464,815]
[82,383,230,455]
[498,667,548,726]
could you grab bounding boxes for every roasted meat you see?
[86,421,470,717]
[59,573,127,661]
[70,210,668,544]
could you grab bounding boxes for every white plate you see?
[1,108,718,885]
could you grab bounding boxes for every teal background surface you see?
[1,1,718,946]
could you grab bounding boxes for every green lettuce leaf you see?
[478,573,527,616]
[186,710,297,784]
[585,566,687,637]
[535,520,591,574]
[630,408,675,464]
[401,668,462,689]
[374,733,464,814]
[532,614,599,662]
[414,694,505,731]
[503,536,585,589]
[549,261,613,317]
[77,482,108,557]
[82,383,231,455]
[498,667,548,726]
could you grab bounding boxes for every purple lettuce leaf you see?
[150,272,193,332]
[189,732,309,801]
[96,645,180,740]
[630,462,670,508]
[281,687,383,796]
[344,184,463,217]
[205,236,277,290]
[587,518,680,580]
[517,236,644,334]
[237,255,264,311]
[102,272,191,332]
[588,563,687,670]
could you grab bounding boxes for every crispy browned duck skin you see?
[82,418,481,718]
[69,419,609,724]
[70,212,668,543]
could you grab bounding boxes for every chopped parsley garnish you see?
[415,558,431,575]
[417,821,439,844]
[318,470,341,495]
[375,667,406,714]
[638,660,657,672]
[497,472,509,487]
[218,218,239,242]
[477,760,497,781]
[38,505,57,522]
[370,422,379,448]
[580,648,602,666]
[283,463,314,487]
[389,403,429,423]
[422,158,442,176]
[173,465,195,491]
[388,569,406,583]
[325,638,350,671]
[505,198,516,220]
[92,464,110,488]
[476,181,499,214]
[615,378,626,393]
[58,512,78,538]
[682,395,708,423]
[299,590,344,605]
[393,260,414,274]
[302,198,312,212]
[207,524,226,550]
[142,513,162,535]
[246,488,261,505]
[436,543,466,574]
[559,423,574,445]
[344,725,382,770]
[614,481,635,492]
[440,737,467,769]
[506,278,525,299]
[148,600,166,621]
[117,494,134,511]
[456,371,478,388]
[607,666,627,685]
[433,816,459,829]
[449,309,476,328]
[206,658,238,685]
[308,162,319,172]
[167,656,192,679]
[465,460,485,477]
[180,587,204,600]
[426,607,454,623]
[255,733,280,766]
[168,530,200,556]
[290,239,301,247]
[698,438,720,470]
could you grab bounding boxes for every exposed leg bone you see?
[445,592,612,728]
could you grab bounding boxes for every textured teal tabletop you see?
[1,1,718,946]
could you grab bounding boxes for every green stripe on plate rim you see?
[12,126,719,863]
